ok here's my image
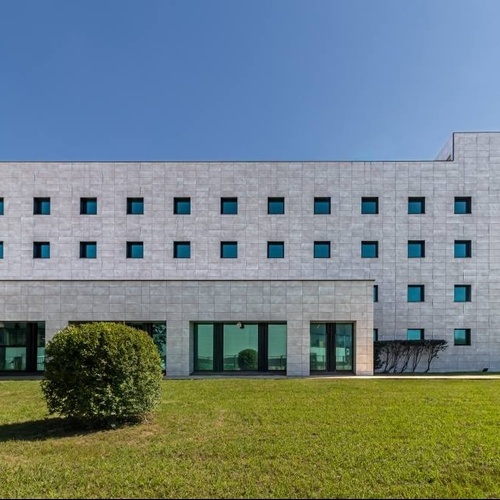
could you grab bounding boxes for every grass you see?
[0,379,499,499]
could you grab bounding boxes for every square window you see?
[454,240,471,258]
[221,197,238,215]
[33,242,50,259]
[454,328,471,346]
[361,197,379,214]
[313,241,330,259]
[80,197,97,215]
[127,198,144,215]
[407,328,424,341]
[174,197,191,215]
[174,241,191,259]
[361,241,378,258]
[34,197,51,215]
[0,198,4,215]
[314,197,331,215]
[408,240,425,258]
[126,242,144,259]
[454,285,471,302]
[268,197,285,215]
[221,241,238,259]
[267,241,284,259]
[408,285,425,302]
[408,197,425,214]
[373,285,378,302]
[454,197,471,214]
[373,328,379,341]
[0,241,3,259]
[80,242,97,259]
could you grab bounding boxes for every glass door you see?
[310,323,354,373]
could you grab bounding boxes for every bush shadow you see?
[0,417,113,442]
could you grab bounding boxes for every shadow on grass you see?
[0,417,113,442]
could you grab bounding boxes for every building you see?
[0,131,499,376]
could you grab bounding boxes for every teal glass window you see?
[314,241,330,258]
[0,322,45,372]
[33,242,50,259]
[373,285,378,302]
[34,197,50,215]
[80,197,97,215]
[408,285,425,302]
[194,324,215,371]
[127,197,144,215]
[373,328,379,341]
[454,328,471,346]
[361,241,378,258]
[126,242,143,259]
[80,241,97,259]
[0,241,3,259]
[0,197,4,215]
[454,197,471,214]
[267,241,284,258]
[223,323,259,371]
[174,241,191,259]
[221,241,238,259]
[267,324,287,371]
[408,240,425,258]
[407,328,424,341]
[314,197,331,215]
[361,197,379,214]
[221,197,238,214]
[310,323,327,371]
[454,240,471,258]
[174,197,191,215]
[454,285,471,302]
[268,197,285,214]
[408,197,425,214]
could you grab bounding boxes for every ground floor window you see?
[69,321,166,372]
[310,323,354,372]
[0,322,45,372]
[194,322,287,373]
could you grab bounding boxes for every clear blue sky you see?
[1,0,499,161]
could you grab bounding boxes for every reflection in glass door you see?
[0,322,45,372]
[194,322,287,373]
[310,323,353,372]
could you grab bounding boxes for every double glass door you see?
[310,323,354,372]
[0,322,45,372]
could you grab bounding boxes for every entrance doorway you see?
[310,323,354,373]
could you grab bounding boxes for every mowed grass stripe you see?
[0,379,499,499]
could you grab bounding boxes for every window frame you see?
[314,197,331,215]
[173,241,191,259]
[173,197,191,215]
[407,285,425,302]
[407,328,424,341]
[454,285,471,303]
[126,197,144,215]
[80,197,97,215]
[267,241,285,259]
[361,197,379,215]
[454,328,471,346]
[79,241,97,259]
[361,241,379,258]
[33,242,50,259]
[220,241,238,259]
[408,240,425,258]
[126,241,144,259]
[408,197,425,215]
[454,196,472,214]
[221,197,238,215]
[313,241,331,259]
[454,240,472,258]
[267,197,285,215]
[33,197,51,215]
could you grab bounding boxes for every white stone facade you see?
[0,131,499,374]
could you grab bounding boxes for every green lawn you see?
[0,379,499,499]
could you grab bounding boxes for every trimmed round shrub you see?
[237,348,257,370]
[41,322,163,428]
